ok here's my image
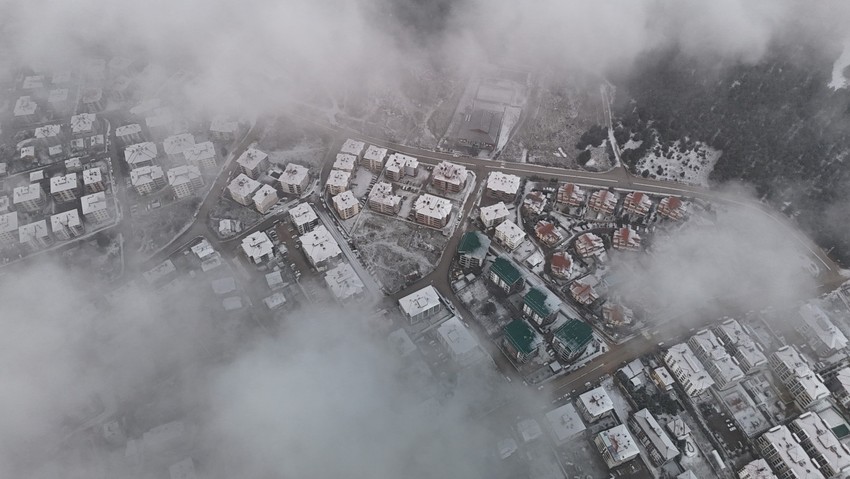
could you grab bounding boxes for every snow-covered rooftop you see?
[333,153,357,171]
[495,219,525,244]
[631,409,678,462]
[125,142,158,166]
[432,161,468,187]
[70,113,96,134]
[241,231,274,261]
[760,426,824,479]
[363,145,387,163]
[167,165,201,187]
[227,173,261,199]
[414,194,451,221]
[130,165,164,187]
[35,124,61,139]
[280,163,309,186]
[799,303,848,351]
[737,459,777,479]
[340,139,365,157]
[480,202,509,224]
[399,285,441,318]
[115,123,142,137]
[81,192,108,214]
[19,220,50,243]
[184,141,216,164]
[237,148,268,170]
[332,190,359,211]
[13,184,41,204]
[0,212,18,234]
[326,169,351,189]
[368,182,401,208]
[486,171,521,196]
[596,424,640,463]
[163,133,196,157]
[437,316,482,359]
[579,386,614,418]
[289,202,318,227]
[210,115,239,134]
[324,263,365,301]
[14,96,37,116]
[665,343,715,391]
[792,412,850,475]
[50,173,78,193]
[385,152,418,174]
[544,402,586,443]
[300,225,342,265]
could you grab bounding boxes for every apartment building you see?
[13,184,45,212]
[130,166,166,195]
[398,285,442,324]
[236,148,270,179]
[413,194,452,228]
[50,209,84,240]
[486,171,521,201]
[755,426,824,479]
[368,182,402,215]
[480,201,509,228]
[289,202,319,234]
[184,141,218,170]
[252,184,278,214]
[81,192,110,223]
[663,343,715,397]
[279,163,310,195]
[167,165,204,199]
[332,190,360,220]
[50,173,79,203]
[770,346,829,411]
[494,219,526,250]
[227,174,262,206]
[431,161,467,193]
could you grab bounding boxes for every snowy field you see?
[635,140,720,187]
[830,40,850,90]
[496,106,522,152]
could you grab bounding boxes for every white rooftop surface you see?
[399,285,441,318]
[835,367,850,394]
[333,153,357,171]
[0,212,15,234]
[50,173,78,193]
[289,202,318,227]
[30,170,44,182]
[773,348,829,401]
[385,152,418,172]
[632,409,678,462]
[761,426,825,479]
[414,194,452,221]
[597,424,640,463]
[517,418,543,443]
[130,166,164,187]
[184,141,216,164]
[48,145,63,157]
[51,209,81,231]
[324,263,365,301]
[487,171,521,196]
[125,142,158,166]
[210,115,239,133]
[480,202,509,223]
[253,184,277,205]
[363,145,387,163]
[19,220,50,242]
[800,303,848,350]
[432,161,468,186]
[340,139,366,156]
[190,239,215,259]
[115,123,142,137]
[14,96,37,116]
[333,190,359,211]
[300,225,342,264]
[281,163,309,185]
[241,231,274,261]
[21,145,35,158]
[691,329,743,376]
[163,133,196,156]
[654,367,675,387]
[263,292,287,310]
[167,165,201,187]
[211,277,237,295]
[326,169,351,188]
[544,402,586,443]
[495,219,526,243]
[81,192,108,214]
[265,271,284,289]
[22,75,44,89]
[369,182,401,208]
[437,316,482,359]
[227,174,262,199]
[666,343,715,390]
[70,113,95,134]
[13,184,41,204]
[65,157,82,169]
[579,386,614,417]
[738,459,777,479]
[83,167,103,185]
[793,412,850,475]
[237,148,268,170]
[35,124,61,139]
[388,328,417,357]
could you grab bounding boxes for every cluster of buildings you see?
[227,148,309,214]
[122,130,211,200]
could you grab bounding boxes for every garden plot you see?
[635,140,720,187]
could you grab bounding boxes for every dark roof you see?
[455,109,502,146]
[504,319,540,355]
[524,288,552,317]
[491,256,522,285]
[458,231,490,259]
[553,319,593,354]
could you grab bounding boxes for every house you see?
[368,182,402,215]
[325,169,351,195]
[240,231,275,264]
[651,367,675,391]
[622,191,652,217]
[658,196,687,221]
[236,148,269,179]
[457,231,490,270]
[414,194,452,228]
[770,346,829,410]
[13,184,45,212]
[209,115,240,141]
[384,153,418,181]
[81,192,110,223]
[534,220,562,246]
[340,139,366,159]
[569,279,599,306]
[628,409,679,466]
[130,166,166,195]
[550,252,574,278]
[19,220,53,249]
[289,202,319,234]
[480,202,509,228]
[486,172,521,201]
[452,108,502,150]
[595,425,640,469]
[612,226,641,251]
[300,225,342,270]
[797,303,848,357]
[522,191,547,216]
[502,319,541,363]
[227,174,262,206]
[713,318,767,373]
[184,141,218,170]
[324,263,365,301]
[602,302,634,327]
[124,142,158,169]
[587,189,617,217]
[163,133,196,161]
[252,184,278,214]
[0,212,19,245]
[552,319,593,362]
[788,412,850,478]
[431,161,468,193]
[362,145,387,171]
[50,173,79,203]
[522,287,561,327]
[437,316,485,366]
[115,123,144,145]
[332,190,361,220]
[279,163,310,195]
[398,285,442,323]
[755,426,824,479]
[663,343,714,397]
[557,183,585,208]
[574,232,604,258]
[20,146,35,162]
[167,165,204,199]
[494,219,526,250]
[488,256,524,294]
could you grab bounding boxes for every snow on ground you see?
[830,40,850,90]
[266,139,327,170]
[349,167,374,199]
[635,140,720,187]
[458,277,513,337]
[496,106,522,152]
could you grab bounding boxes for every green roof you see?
[524,288,554,317]
[503,319,540,355]
[553,319,593,354]
[491,257,522,285]
[458,231,490,259]
[834,424,850,439]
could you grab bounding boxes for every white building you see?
[332,190,360,220]
[595,424,640,469]
[289,202,319,234]
[324,263,365,301]
[413,194,452,228]
[737,459,777,479]
[756,426,824,479]
[384,152,419,181]
[480,202,510,228]
[227,173,262,206]
[362,145,387,171]
[70,113,96,137]
[577,386,614,423]
[300,225,342,270]
[50,173,79,203]
[0,212,18,245]
[713,318,767,373]
[663,343,715,397]
[236,148,269,179]
[13,95,38,122]
[431,161,468,193]
[50,209,84,240]
[19,220,53,249]
[688,329,744,390]
[84,168,106,194]
[124,142,158,169]
[130,165,166,195]
[398,285,442,323]
[770,346,829,411]
[494,219,526,250]
[209,115,239,141]
[13,184,45,212]
[340,139,366,158]
[789,412,850,478]
[333,153,357,172]
[628,409,679,466]
[241,231,275,264]
[279,163,310,195]
[798,303,848,357]
[65,157,82,172]
[252,184,279,214]
[183,141,218,170]
[325,169,351,195]
[436,316,485,366]
[544,403,586,445]
[35,124,62,146]
[831,367,850,408]
[115,123,143,145]
[486,172,521,200]
[162,133,196,161]
[81,192,110,223]
[368,182,401,215]
[167,165,204,199]
[263,292,287,310]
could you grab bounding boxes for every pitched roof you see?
[524,287,558,318]
[553,319,593,353]
[491,256,522,285]
[458,231,490,259]
[503,319,540,355]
